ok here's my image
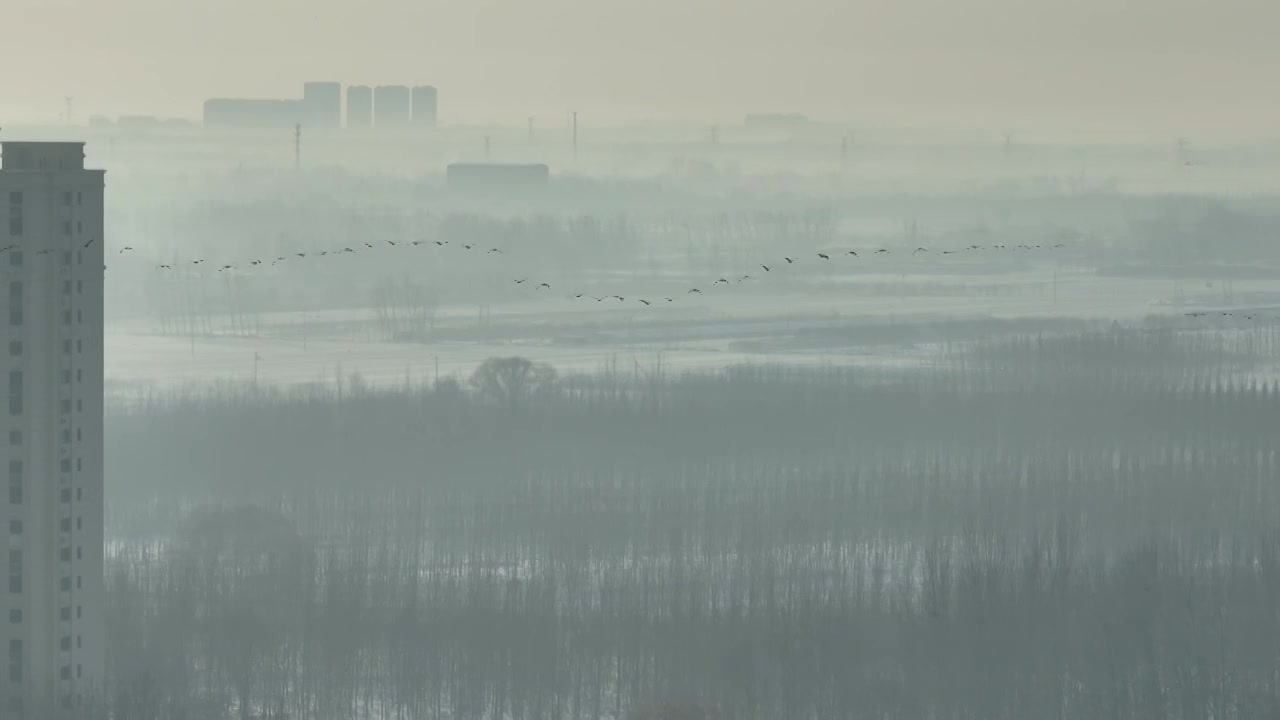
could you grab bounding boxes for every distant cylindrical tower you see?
[412,86,438,128]
[347,86,373,129]
[374,86,411,128]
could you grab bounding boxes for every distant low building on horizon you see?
[744,113,811,130]
[203,81,342,130]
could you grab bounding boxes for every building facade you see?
[347,85,373,129]
[373,86,411,127]
[0,142,105,719]
[411,86,438,127]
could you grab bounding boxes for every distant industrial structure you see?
[202,82,438,131]
[446,163,549,189]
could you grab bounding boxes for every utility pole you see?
[295,124,302,170]
[253,352,261,386]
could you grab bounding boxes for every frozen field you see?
[105,268,1280,394]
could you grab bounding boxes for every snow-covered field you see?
[105,268,1280,395]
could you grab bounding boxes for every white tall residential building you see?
[0,142,105,719]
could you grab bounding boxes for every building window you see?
[76,191,82,205]
[61,489,70,503]
[76,547,81,560]
[60,518,71,533]
[8,192,22,236]
[8,550,22,593]
[75,458,81,471]
[62,251,71,266]
[59,577,70,591]
[76,369,81,383]
[63,192,72,206]
[7,610,19,624]
[77,309,82,324]
[7,431,18,446]
[76,636,81,649]
[76,606,81,619]
[75,340,81,353]
[60,548,70,562]
[75,517,81,531]
[75,575,80,589]
[60,637,70,651]
[8,521,19,534]
[7,461,19,505]
[63,280,71,295]
[8,371,21,414]
[60,665,70,680]
[62,340,71,355]
[62,369,71,384]
[60,458,71,474]
[76,428,81,441]
[76,398,82,412]
[62,428,71,443]
[76,222,82,235]
[60,399,71,414]
[8,282,21,325]
[7,251,19,267]
[63,221,71,236]
[7,341,19,356]
[62,310,71,325]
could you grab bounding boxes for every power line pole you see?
[295,124,302,170]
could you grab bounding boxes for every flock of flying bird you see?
[125,238,1075,308]
[6,237,1273,322]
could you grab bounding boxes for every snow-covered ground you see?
[105,269,1280,395]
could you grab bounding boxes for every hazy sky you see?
[5,0,1279,135]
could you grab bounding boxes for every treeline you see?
[100,327,1280,718]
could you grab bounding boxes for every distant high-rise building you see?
[347,86,373,129]
[411,86,438,128]
[0,142,106,719]
[302,82,342,129]
[373,86,411,128]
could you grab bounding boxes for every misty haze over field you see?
[5,0,1280,718]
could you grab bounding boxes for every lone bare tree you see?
[470,356,558,409]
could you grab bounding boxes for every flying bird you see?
[514,278,528,284]
[784,257,796,264]
[488,248,502,254]
[364,242,373,248]
[538,283,551,289]
[296,253,307,258]
[875,248,889,254]
[739,275,753,281]
[665,298,675,302]
[386,241,396,246]
[845,250,858,256]
[411,241,424,246]
[688,289,702,294]
[434,241,447,246]
[638,299,651,306]
[219,264,234,271]
[818,253,830,260]
[913,247,927,254]
[157,264,171,269]
[119,247,133,253]
[82,238,95,248]
[761,265,770,272]
[463,244,474,250]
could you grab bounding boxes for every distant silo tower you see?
[347,86,373,129]
[374,86,411,127]
[412,86,438,128]
[302,82,342,129]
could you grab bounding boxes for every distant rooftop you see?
[1,141,87,171]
